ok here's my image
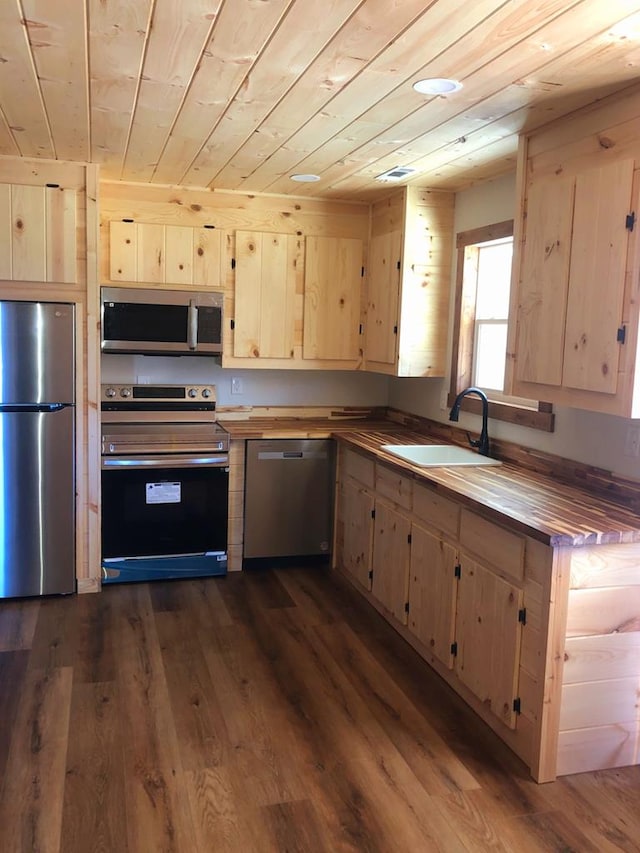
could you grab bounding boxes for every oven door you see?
[101,454,228,564]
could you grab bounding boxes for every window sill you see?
[446,393,555,432]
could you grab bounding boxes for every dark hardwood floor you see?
[0,566,639,852]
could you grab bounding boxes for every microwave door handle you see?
[188,299,198,350]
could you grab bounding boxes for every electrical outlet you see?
[624,425,640,457]
[136,375,151,384]
[231,377,243,395]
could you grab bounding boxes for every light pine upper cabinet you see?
[109,220,222,288]
[507,88,640,417]
[0,183,78,284]
[365,229,402,365]
[562,161,633,395]
[514,176,575,387]
[364,187,454,377]
[515,161,633,395]
[233,230,300,359]
[303,235,363,361]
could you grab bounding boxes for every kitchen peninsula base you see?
[334,442,640,782]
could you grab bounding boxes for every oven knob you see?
[202,388,211,398]
[188,388,198,398]
[120,387,132,398]
[105,387,117,398]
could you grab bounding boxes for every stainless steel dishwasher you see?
[244,439,335,560]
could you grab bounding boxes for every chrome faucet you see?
[449,386,490,456]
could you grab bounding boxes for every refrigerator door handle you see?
[0,403,73,413]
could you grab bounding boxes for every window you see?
[472,237,512,391]
[449,221,554,431]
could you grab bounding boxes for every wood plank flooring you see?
[0,566,639,852]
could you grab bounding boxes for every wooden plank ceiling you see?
[1,0,640,200]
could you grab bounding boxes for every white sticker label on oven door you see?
[146,482,181,504]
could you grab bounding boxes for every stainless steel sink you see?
[381,444,501,467]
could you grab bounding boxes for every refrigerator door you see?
[0,406,75,597]
[0,301,75,404]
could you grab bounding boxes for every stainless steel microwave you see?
[101,287,223,356]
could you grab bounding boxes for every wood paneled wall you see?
[557,541,640,774]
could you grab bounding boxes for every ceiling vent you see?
[375,166,417,182]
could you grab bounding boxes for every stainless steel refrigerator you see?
[0,300,75,597]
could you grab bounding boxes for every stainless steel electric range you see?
[100,383,229,584]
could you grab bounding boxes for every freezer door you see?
[0,301,75,404]
[0,407,75,597]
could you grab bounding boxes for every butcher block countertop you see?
[336,429,640,549]
[219,414,391,439]
[220,414,640,549]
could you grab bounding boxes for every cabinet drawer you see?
[376,463,412,510]
[342,449,375,489]
[459,509,524,582]
[413,483,460,538]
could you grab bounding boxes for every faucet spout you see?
[448,386,490,456]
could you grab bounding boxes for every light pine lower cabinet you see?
[335,447,543,780]
[338,478,374,591]
[371,501,411,624]
[337,448,525,730]
[455,556,523,730]
[408,524,456,669]
[336,445,640,781]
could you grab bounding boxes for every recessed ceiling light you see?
[413,78,463,95]
[290,173,320,182]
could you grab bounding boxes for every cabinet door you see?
[109,221,222,287]
[365,230,401,364]
[234,231,299,359]
[408,524,457,669]
[0,183,78,283]
[562,159,634,394]
[165,225,194,286]
[303,235,362,360]
[339,478,374,591]
[136,222,164,283]
[371,501,411,623]
[516,175,575,386]
[516,160,634,396]
[455,556,523,729]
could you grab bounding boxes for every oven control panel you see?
[101,384,216,405]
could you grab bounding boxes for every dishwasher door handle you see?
[257,450,327,461]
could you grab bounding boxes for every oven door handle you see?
[188,299,198,350]
[102,454,229,469]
